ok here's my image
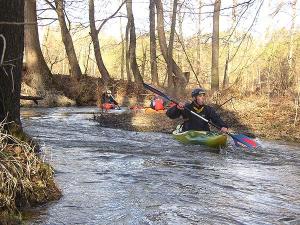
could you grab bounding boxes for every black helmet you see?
[191,88,206,97]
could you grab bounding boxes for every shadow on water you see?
[21,107,300,225]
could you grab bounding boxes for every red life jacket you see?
[102,103,114,110]
[154,99,164,111]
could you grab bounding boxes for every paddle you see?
[143,82,258,149]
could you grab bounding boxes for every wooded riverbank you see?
[21,75,300,143]
[93,94,300,143]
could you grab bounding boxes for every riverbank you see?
[93,95,300,143]
[0,126,61,224]
[21,75,300,142]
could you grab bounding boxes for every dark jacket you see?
[166,101,228,131]
[101,93,118,105]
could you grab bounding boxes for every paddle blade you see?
[143,83,175,103]
[231,133,258,148]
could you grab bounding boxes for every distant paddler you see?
[101,90,120,111]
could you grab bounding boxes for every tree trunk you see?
[0,0,24,129]
[125,21,132,82]
[222,57,229,88]
[196,0,202,82]
[84,41,92,74]
[149,0,159,85]
[141,41,147,77]
[126,0,143,85]
[120,17,125,80]
[222,0,236,89]
[177,2,184,69]
[24,0,53,94]
[89,0,111,86]
[167,0,178,89]
[288,0,297,91]
[211,0,221,91]
[54,0,82,80]
[155,0,187,91]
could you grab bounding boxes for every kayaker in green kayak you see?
[166,88,228,133]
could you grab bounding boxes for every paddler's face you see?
[195,93,206,105]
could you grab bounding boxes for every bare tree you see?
[167,0,178,89]
[125,18,132,82]
[89,0,110,85]
[45,0,82,80]
[25,0,53,94]
[211,0,221,91]
[196,0,203,82]
[155,0,187,91]
[288,0,297,90]
[149,0,159,85]
[177,1,185,70]
[126,0,143,85]
[140,40,148,77]
[222,0,237,88]
[0,0,24,130]
[120,17,125,80]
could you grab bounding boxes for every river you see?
[21,107,300,225]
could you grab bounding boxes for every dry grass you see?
[0,122,61,224]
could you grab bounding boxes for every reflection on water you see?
[21,107,300,225]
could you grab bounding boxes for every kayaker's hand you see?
[177,102,185,110]
[220,127,228,133]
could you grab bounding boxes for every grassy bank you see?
[0,124,61,224]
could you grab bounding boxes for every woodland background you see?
[1,0,300,139]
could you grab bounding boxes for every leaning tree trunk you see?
[126,0,143,85]
[0,0,24,129]
[89,0,111,86]
[149,0,159,85]
[120,17,125,80]
[125,22,132,82]
[24,0,53,94]
[287,0,297,91]
[54,0,82,80]
[155,0,187,91]
[196,0,203,82]
[211,0,221,91]
[167,0,178,89]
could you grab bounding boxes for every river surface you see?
[21,107,300,225]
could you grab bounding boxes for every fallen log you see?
[20,95,44,105]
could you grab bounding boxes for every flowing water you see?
[21,107,300,225]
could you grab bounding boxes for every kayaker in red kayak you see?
[166,88,228,133]
[101,90,120,111]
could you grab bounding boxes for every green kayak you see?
[172,129,227,149]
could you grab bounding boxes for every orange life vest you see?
[154,99,164,111]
